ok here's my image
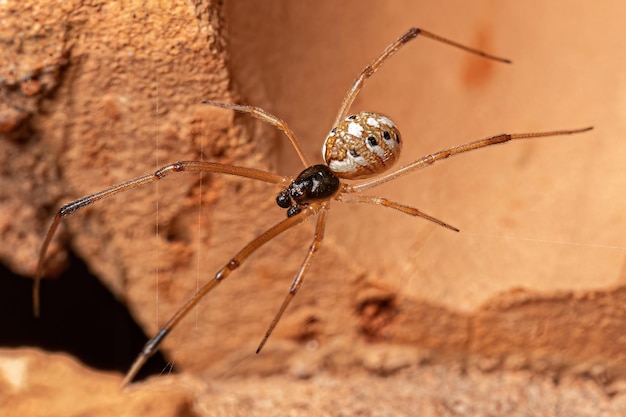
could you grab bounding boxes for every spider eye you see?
[287,205,301,217]
[366,136,378,147]
[276,190,291,208]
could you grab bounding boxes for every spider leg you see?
[256,204,329,354]
[345,127,594,194]
[338,195,458,232]
[121,205,319,387]
[202,100,311,168]
[333,27,511,126]
[34,161,291,317]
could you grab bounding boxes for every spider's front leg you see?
[256,204,330,353]
[34,161,291,316]
[202,100,311,168]
[122,205,320,387]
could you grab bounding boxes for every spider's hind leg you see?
[333,27,511,126]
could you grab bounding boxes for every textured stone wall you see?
[1,0,625,415]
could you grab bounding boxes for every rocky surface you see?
[2,1,626,415]
[3,348,626,417]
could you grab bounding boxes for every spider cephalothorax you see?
[276,164,340,217]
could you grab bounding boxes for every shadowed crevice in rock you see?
[0,252,171,381]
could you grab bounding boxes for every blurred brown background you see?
[1,0,626,415]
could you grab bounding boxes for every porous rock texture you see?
[3,348,626,417]
[2,0,626,416]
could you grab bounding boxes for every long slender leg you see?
[333,27,511,126]
[338,195,458,232]
[255,204,330,354]
[203,100,311,168]
[121,205,318,387]
[345,127,594,194]
[34,161,292,316]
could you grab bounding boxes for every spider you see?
[33,27,591,386]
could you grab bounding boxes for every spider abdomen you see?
[322,112,402,180]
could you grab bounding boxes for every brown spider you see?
[33,28,591,386]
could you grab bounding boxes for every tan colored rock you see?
[3,348,626,416]
[2,0,626,402]
[0,348,196,417]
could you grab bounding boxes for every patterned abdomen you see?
[322,112,402,180]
